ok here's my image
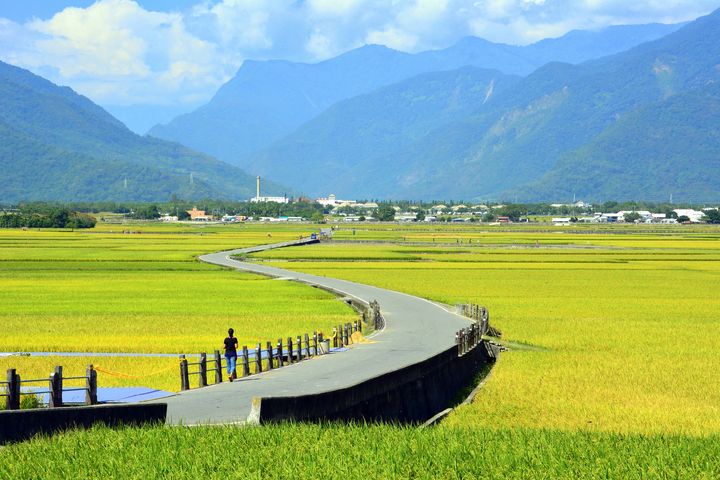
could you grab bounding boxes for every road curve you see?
[156,239,474,425]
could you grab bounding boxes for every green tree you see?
[623,211,642,223]
[310,211,326,223]
[374,205,396,222]
[131,205,160,220]
[703,209,720,224]
[496,205,526,222]
[415,210,426,221]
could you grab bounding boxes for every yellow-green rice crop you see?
[0,223,355,390]
[248,224,720,436]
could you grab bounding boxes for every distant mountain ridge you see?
[0,61,284,203]
[242,9,720,202]
[148,22,682,164]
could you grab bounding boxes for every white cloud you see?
[1,0,230,106]
[366,27,419,51]
[0,0,718,109]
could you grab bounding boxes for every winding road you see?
[155,239,474,425]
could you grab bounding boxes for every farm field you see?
[249,224,720,435]
[2,423,720,479]
[0,223,356,392]
[2,222,720,478]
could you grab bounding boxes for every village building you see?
[673,209,705,223]
[187,207,213,221]
[316,193,356,207]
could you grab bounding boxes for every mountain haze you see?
[244,10,720,202]
[0,60,284,203]
[246,67,521,198]
[148,23,682,165]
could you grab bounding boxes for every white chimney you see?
[256,176,260,199]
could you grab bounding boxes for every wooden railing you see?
[1,365,98,410]
[455,303,494,356]
[179,300,385,391]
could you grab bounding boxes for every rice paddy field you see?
[251,224,720,435]
[2,221,720,478]
[0,223,356,392]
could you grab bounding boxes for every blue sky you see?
[1,0,718,112]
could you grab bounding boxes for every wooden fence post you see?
[6,368,19,410]
[214,350,223,384]
[255,343,263,373]
[49,366,63,408]
[242,346,250,377]
[179,355,189,390]
[297,336,303,361]
[85,365,97,405]
[287,337,294,363]
[266,341,274,370]
[277,339,284,367]
[304,333,311,357]
[332,328,338,348]
[313,331,318,356]
[199,352,208,388]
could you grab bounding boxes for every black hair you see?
[228,328,234,336]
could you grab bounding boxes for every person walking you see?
[224,328,239,381]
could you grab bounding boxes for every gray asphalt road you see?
[154,239,473,425]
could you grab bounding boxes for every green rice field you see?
[2,222,719,478]
[0,223,356,392]
[250,225,720,435]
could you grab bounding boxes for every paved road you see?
[155,239,473,425]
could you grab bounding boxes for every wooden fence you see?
[179,300,385,391]
[1,365,98,410]
[455,303,495,356]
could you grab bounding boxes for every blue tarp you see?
[21,386,174,404]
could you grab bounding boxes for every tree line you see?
[0,206,96,229]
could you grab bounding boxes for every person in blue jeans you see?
[224,328,239,381]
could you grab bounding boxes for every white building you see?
[552,217,572,226]
[251,196,289,204]
[673,209,705,223]
[250,176,289,203]
[316,193,356,207]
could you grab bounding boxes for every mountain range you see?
[158,12,717,202]
[0,60,284,203]
[148,23,682,165]
[3,15,718,203]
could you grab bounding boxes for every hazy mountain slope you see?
[246,67,520,197]
[507,81,720,202]
[246,10,719,201]
[148,23,681,164]
[0,60,283,202]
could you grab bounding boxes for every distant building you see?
[618,211,652,222]
[187,208,213,221]
[251,196,289,204]
[317,193,356,207]
[552,218,572,226]
[251,176,289,204]
[355,202,378,212]
[159,215,178,222]
[430,205,447,215]
[673,209,705,223]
